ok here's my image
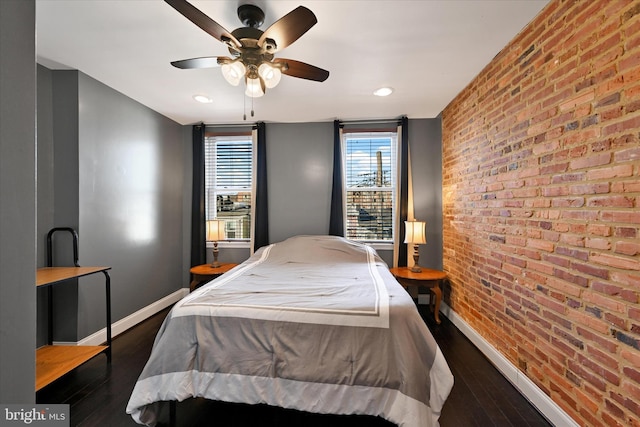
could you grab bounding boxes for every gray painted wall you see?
[409,118,444,270]
[36,65,55,346]
[0,0,36,403]
[50,70,80,342]
[35,68,186,344]
[267,122,334,243]
[75,72,185,338]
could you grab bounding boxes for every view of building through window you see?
[205,135,253,240]
[344,132,397,241]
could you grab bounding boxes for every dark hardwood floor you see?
[37,305,552,427]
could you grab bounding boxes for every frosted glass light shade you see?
[404,221,426,244]
[245,76,265,97]
[206,219,226,241]
[221,61,246,86]
[258,63,282,88]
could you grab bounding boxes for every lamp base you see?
[410,246,422,273]
[211,243,220,268]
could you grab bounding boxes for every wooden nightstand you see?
[389,267,447,324]
[189,263,238,292]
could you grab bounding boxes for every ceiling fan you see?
[165,0,330,98]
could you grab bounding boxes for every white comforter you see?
[127,235,453,426]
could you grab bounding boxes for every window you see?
[205,134,253,240]
[344,131,397,242]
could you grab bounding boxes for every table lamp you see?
[206,219,226,268]
[404,220,426,272]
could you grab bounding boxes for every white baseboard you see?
[55,288,189,347]
[439,302,578,427]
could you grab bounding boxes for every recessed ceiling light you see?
[193,94,213,103]
[373,87,393,97]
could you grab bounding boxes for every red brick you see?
[588,344,620,370]
[582,291,626,313]
[576,326,619,353]
[603,115,640,136]
[622,348,640,368]
[587,195,635,208]
[614,146,640,162]
[567,310,611,334]
[604,398,626,420]
[600,210,640,224]
[622,381,640,403]
[625,366,640,386]
[569,152,612,170]
[616,241,640,256]
[586,164,633,180]
[591,253,640,270]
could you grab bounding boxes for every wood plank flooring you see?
[36,305,553,426]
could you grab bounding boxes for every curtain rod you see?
[202,123,256,129]
[339,116,405,126]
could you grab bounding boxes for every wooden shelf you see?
[35,265,112,391]
[37,266,110,287]
[36,345,108,391]
[36,229,112,392]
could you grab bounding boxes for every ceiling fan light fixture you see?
[373,87,394,97]
[221,61,246,86]
[245,76,265,98]
[258,63,282,89]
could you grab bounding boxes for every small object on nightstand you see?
[390,266,446,324]
[404,220,426,272]
[206,219,226,268]
[189,263,238,292]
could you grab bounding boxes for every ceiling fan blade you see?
[273,58,329,82]
[259,6,317,52]
[165,0,240,48]
[171,56,228,69]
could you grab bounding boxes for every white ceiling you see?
[36,0,548,125]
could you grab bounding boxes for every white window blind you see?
[205,135,253,240]
[344,132,397,242]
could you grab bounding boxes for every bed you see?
[126,235,454,426]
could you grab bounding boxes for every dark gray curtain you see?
[190,123,206,267]
[329,120,344,236]
[397,116,409,267]
[253,122,269,251]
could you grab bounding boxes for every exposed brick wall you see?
[441,1,640,425]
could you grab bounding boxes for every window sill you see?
[207,240,251,249]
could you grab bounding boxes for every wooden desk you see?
[189,263,238,292]
[36,266,111,391]
[389,267,446,324]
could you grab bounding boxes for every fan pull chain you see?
[242,93,256,121]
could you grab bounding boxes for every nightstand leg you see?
[431,284,442,324]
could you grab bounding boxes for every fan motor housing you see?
[237,4,265,28]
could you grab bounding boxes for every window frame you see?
[204,132,254,248]
[342,130,398,247]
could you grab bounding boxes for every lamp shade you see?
[206,219,226,242]
[404,220,426,244]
